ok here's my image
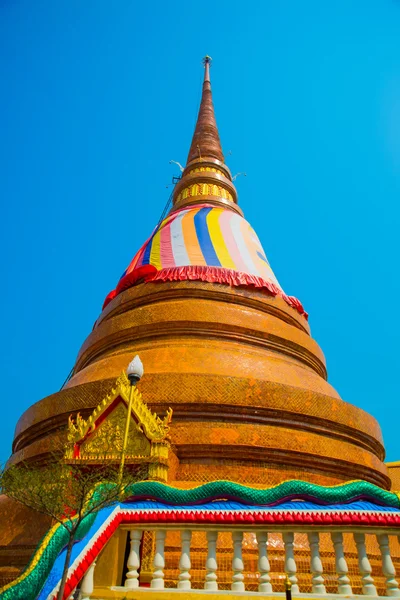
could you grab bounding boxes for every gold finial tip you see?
[203,55,212,65]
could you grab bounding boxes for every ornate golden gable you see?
[65,371,173,482]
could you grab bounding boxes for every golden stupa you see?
[0,56,396,588]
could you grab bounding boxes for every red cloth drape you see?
[103,265,308,319]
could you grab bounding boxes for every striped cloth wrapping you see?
[103,203,307,318]
[122,203,282,288]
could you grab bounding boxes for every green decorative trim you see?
[1,479,399,600]
[124,479,400,508]
[0,513,96,600]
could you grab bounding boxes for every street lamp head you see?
[126,355,144,385]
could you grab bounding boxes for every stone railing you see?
[75,524,400,599]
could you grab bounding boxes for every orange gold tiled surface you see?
[387,463,400,490]
[172,462,346,486]
[69,345,331,397]
[98,282,310,333]
[12,277,386,491]
[0,496,51,587]
[170,458,386,488]
[14,371,384,463]
[0,495,50,548]
[74,297,326,377]
[170,421,386,476]
[14,369,361,439]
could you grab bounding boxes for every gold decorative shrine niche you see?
[66,371,173,482]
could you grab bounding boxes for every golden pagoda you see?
[1,57,400,599]
[9,56,388,488]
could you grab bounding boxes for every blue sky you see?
[1,0,400,466]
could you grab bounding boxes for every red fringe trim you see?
[103,265,308,319]
[116,265,158,295]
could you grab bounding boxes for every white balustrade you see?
[308,531,326,594]
[283,531,299,594]
[204,530,218,591]
[331,532,352,595]
[378,533,400,597]
[79,560,96,600]
[231,531,245,592]
[76,524,400,597]
[151,530,166,590]
[354,532,377,596]
[124,529,142,589]
[256,532,272,593]
[178,529,192,590]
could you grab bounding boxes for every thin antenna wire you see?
[60,366,74,390]
[156,189,174,226]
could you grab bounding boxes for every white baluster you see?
[308,532,326,594]
[354,533,377,596]
[378,534,400,596]
[79,560,96,600]
[331,532,352,595]
[151,530,166,590]
[178,530,192,590]
[256,532,272,593]
[231,531,245,592]
[283,532,299,594]
[205,531,218,591]
[125,530,142,589]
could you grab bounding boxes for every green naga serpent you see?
[1,479,399,600]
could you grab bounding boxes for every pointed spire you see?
[171,58,241,215]
[186,56,224,164]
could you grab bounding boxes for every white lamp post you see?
[118,355,144,483]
